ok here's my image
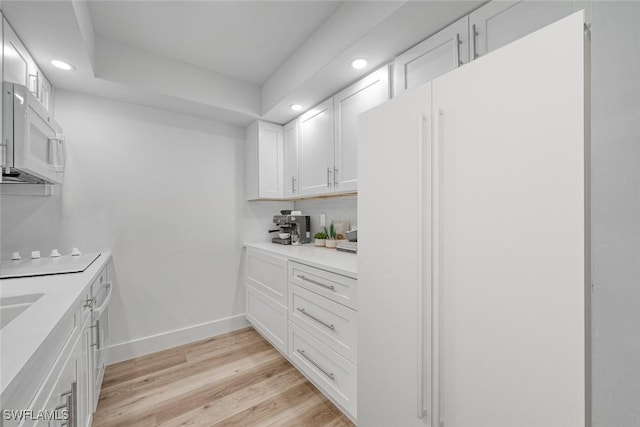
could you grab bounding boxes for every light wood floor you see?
[92,328,354,427]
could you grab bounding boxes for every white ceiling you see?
[1,1,485,127]
[88,1,343,85]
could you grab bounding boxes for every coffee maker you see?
[270,214,311,245]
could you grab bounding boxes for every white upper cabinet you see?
[245,121,284,200]
[283,119,299,199]
[3,17,30,87]
[469,0,576,59]
[2,17,55,112]
[334,65,389,193]
[298,98,335,197]
[393,15,469,96]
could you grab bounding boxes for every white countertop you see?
[0,252,112,398]
[244,242,357,278]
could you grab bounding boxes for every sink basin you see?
[0,293,44,329]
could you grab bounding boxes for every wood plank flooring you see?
[92,328,354,427]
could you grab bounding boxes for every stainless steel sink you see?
[0,293,43,329]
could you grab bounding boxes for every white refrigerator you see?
[358,11,589,427]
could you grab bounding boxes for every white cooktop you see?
[0,253,102,279]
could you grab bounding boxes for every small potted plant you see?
[314,231,327,247]
[325,223,338,248]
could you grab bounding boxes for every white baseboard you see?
[105,314,250,365]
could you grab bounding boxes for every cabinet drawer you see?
[289,262,357,309]
[247,248,288,306]
[289,284,357,363]
[246,284,288,355]
[289,323,357,418]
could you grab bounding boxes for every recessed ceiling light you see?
[51,60,75,71]
[290,104,302,111]
[350,58,367,70]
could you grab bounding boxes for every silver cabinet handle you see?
[91,319,101,348]
[297,308,335,330]
[333,167,338,186]
[291,176,296,193]
[453,33,462,67]
[471,23,479,60]
[296,349,335,380]
[296,275,335,291]
[327,167,332,188]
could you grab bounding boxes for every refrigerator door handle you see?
[417,113,433,422]
[433,108,445,427]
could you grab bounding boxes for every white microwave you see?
[2,81,65,184]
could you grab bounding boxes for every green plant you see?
[314,231,327,239]
[325,223,337,240]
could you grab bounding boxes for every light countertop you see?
[0,252,112,399]
[244,242,357,278]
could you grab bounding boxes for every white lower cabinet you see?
[245,248,289,355]
[245,249,358,422]
[289,284,357,364]
[3,261,111,427]
[289,323,357,418]
[246,285,288,355]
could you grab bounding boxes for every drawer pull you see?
[297,307,335,330]
[296,349,335,380]
[296,275,335,291]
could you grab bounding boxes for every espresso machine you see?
[270,214,311,245]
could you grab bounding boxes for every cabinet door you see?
[40,73,54,113]
[393,15,468,96]
[3,17,30,87]
[298,98,335,196]
[334,66,389,193]
[257,121,284,199]
[77,319,93,427]
[433,12,587,426]
[283,119,299,199]
[469,0,575,59]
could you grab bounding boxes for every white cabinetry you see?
[245,248,289,354]
[359,12,588,427]
[283,119,299,199]
[298,65,389,197]
[393,16,468,96]
[2,260,111,427]
[245,248,358,422]
[333,66,389,193]
[2,17,54,112]
[245,121,284,200]
[298,98,334,197]
[287,262,358,421]
[469,0,577,59]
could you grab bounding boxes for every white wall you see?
[591,2,640,425]
[294,195,356,237]
[0,91,289,362]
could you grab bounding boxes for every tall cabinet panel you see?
[298,98,334,197]
[334,65,389,193]
[283,119,299,199]
[469,0,575,59]
[358,83,432,427]
[432,12,588,426]
[393,16,468,96]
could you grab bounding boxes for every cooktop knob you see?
[71,247,82,257]
[50,249,61,258]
